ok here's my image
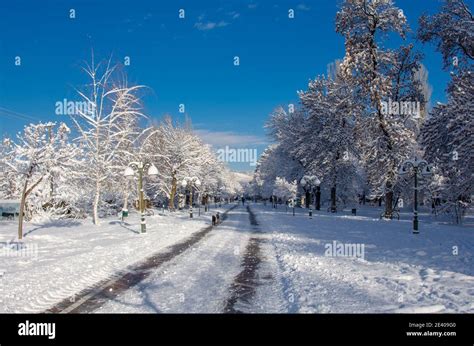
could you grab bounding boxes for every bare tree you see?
[70,55,146,225]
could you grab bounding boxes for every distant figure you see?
[212,214,217,226]
[216,212,220,224]
[241,197,245,205]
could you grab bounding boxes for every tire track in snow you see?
[223,205,265,313]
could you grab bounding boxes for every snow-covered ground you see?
[1,202,472,313]
[248,204,474,313]
[93,204,474,314]
[0,207,227,313]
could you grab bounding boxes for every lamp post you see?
[124,161,159,233]
[300,175,321,211]
[330,184,336,213]
[315,178,321,211]
[182,177,201,218]
[399,157,432,234]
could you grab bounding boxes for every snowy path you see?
[1,202,472,314]
[96,205,254,313]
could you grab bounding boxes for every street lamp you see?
[300,175,321,211]
[124,161,158,233]
[182,177,201,218]
[399,157,432,234]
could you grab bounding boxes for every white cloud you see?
[194,22,216,31]
[230,12,240,19]
[296,4,311,11]
[217,21,229,27]
[195,129,267,147]
[248,3,258,9]
[194,21,229,31]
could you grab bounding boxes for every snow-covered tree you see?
[70,57,146,224]
[297,73,362,210]
[0,137,17,200]
[141,116,238,210]
[273,177,297,204]
[418,0,473,70]
[142,117,204,210]
[420,71,473,223]
[201,156,228,204]
[221,169,244,199]
[336,0,423,218]
[418,0,473,223]
[1,122,82,239]
[253,143,303,199]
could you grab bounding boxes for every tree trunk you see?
[331,186,337,212]
[169,174,177,211]
[315,186,321,210]
[385,191,393,218]
[18,171,43,240]
[368,25,396,221]
[384,182,394,219]
[305,191,310,208]
[18,179,29,240]
[92,178,100,225]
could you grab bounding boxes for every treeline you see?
[251,0,473,223]
[0,58,241,231]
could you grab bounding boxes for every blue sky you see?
[0,0,452,170]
